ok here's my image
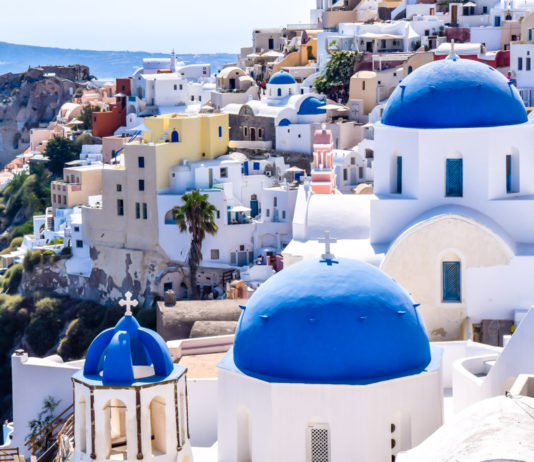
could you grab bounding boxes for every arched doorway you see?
[171,130,179,143]
[150,396,166,456]
[104,399,128,459]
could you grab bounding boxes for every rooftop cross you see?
[119,291,138,316]
[319,231,337,263]
[447,39,459,61]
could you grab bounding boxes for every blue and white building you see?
[217,257,443,461]
[286,53,534,342]
[72,300,192,462]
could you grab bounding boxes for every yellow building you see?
[51,164,103,210]
[83,113,229,251]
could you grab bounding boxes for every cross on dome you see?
[119,291,138,316]
[447,39,459,61]
[319,231,337,262]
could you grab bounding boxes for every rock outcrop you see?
[0,65,90,165]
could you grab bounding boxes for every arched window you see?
[171,130,179,143]
[506,149,520,194]
[408,65,413,74]
[77,394,87,453]
[446,157,463,197]
[165,210,176,225]
[150,396,166,455]
[443,260,461,302]
[104,399,128,459]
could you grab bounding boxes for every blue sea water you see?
[0,41,237,80]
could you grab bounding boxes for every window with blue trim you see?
[443,261,461,302]
[396,156,402,194]
[506,154,512,193]
[446,159,463,197]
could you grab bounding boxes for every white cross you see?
[319,231,337,262]
[119,291,138,316]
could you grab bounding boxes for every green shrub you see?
[26,297,63,356]
[57,319,94,360]
[10,221,33,240]
[9,237,23,250]
[23,250,42,272]
[135,306,156,330]
[0,264,23,293]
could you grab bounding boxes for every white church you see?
[285,49,534,341]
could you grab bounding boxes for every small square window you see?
[239,245,245,251]
[163,282,173,292]
[220,167,228,178]
[211,249,220,260]
[76,240,83,248]
[74,226,80,232]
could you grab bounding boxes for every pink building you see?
[311,127,336,195]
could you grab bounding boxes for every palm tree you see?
[173,190,218,300]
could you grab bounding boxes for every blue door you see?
[443,262,461,302]
[250,200,259,218]
[446,159,463,197]
[243,161,249,176]
[171,130,179,143]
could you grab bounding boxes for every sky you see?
[0,0,315,54]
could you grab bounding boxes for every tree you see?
[43,137,80,177]
[77,105,101,130]
[172,191,218,300]
[26,396,61,453]
[315,50,361,98]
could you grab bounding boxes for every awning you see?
[287,166,305,172]
[230,205,251,213]
[358,32,404,40]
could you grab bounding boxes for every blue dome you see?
[269,71,296,85]
[84,314,174,385]
[298,96,326,115]
[233,258,431,385]
[382,57,528,129]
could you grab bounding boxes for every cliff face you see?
[0,65,90,165]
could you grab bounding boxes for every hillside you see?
[0,41,237,80]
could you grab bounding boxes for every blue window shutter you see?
[443,262,461,301]
[506,154,512,193]
[446,159,463,197]
[396,156,402,194]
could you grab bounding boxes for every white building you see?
[126,51,215,127]
[157,153,298,271]
[218,256,443,462]
[285,53,534,342]
[72,300,192,462]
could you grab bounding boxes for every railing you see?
[0,448,19,462]
[25,404,73,457]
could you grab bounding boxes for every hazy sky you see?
[0,0,315,54]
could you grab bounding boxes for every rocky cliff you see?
[0,65,90,165]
